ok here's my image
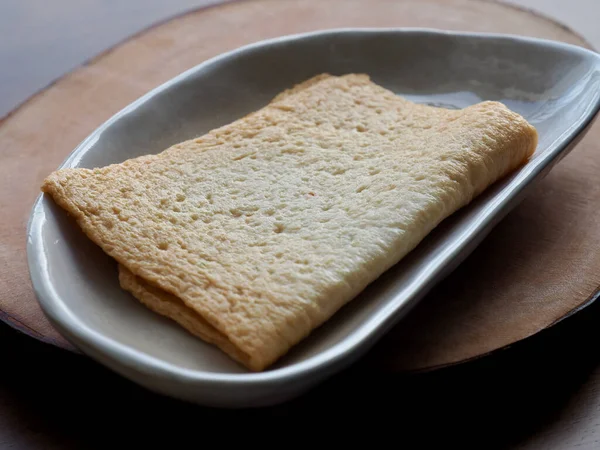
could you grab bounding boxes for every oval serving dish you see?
[27,28,600,408]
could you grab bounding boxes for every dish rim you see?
[26,27,600,388]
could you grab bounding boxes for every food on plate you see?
[41,73,538,371]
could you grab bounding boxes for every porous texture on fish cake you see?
[41,73,538,371]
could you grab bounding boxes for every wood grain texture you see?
[0,0,598,372]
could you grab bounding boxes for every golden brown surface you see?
[41,73,537,370]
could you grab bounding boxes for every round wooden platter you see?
[2,0,599,372]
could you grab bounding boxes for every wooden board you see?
[1,0,598,372]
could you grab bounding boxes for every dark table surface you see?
[2,295,599,448]
[2,1,600,448]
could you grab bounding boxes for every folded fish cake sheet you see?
[42,74,538,371]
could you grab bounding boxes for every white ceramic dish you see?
[27,28,600,408]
